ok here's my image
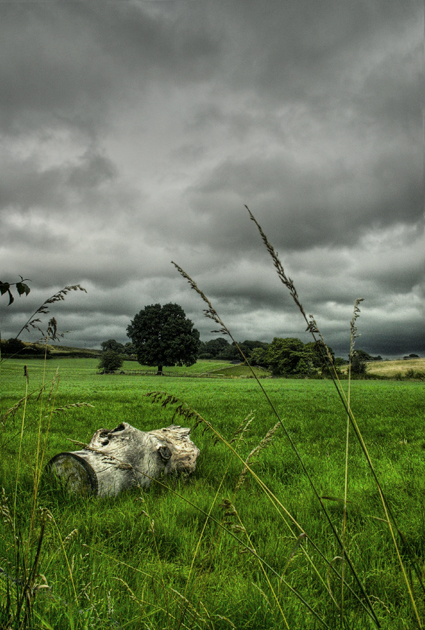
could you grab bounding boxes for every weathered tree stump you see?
[46,423,200,497]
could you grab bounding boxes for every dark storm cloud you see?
[2,0,421,135]
[0,0,423,356]
[0,151,116,213]
[0,0,221,136]
[182,149,422,252]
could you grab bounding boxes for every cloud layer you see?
[1,0,423,358]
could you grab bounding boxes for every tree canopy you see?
[100,339,136,357]
[127,303,200,374]
[198,339,269,361]
[250,346,268,367]
[266,337,314,376]
[101,339,125,353]
[198,337,230,359]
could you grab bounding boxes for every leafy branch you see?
[0,276,31,306]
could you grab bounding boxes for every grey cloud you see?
[0,5,111,135]
[0,1,423,357]
[181,151,422,252]
[2,0,420,138]
[0,1,221,136]
[0,150,117,212]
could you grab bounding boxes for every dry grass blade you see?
[245,206,309,321]
[14,284,87,341]
[171,262,229,336]
[229,412,254,445]
[49,402,95,416]
[281,533,309,577]
[326,556,344,610]
[246,207,424,626]
[171,245,381,627]
[349,298,364,360]
[236,421,280,492]
[146,391,213,435]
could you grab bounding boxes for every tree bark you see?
[46,423,200,497]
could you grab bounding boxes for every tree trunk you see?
[157,365,163,375]
[46,423,200,497]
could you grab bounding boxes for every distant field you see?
[0,356,271,381]
[0,339,102,358]
[3,342,424,379]
[365,357,425,377]
[47,343,102,356]
[1,356,425,628]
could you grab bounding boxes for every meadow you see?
[1,356,425,629]
[365,358,425,380]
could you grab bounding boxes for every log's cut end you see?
[47,452,98,495]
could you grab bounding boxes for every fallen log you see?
[46,422,200,497]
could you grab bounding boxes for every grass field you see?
[365,357,425,379]
[1,357,425,629]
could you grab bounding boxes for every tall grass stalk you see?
[28,348,54,560]
[245,207,423,626]
[170,266,380,627]
[171,207,425,628]
[13,365,29,532]
[1,289,90,629]
[49,514,79,607]
[341,298,363,620]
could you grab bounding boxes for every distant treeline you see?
[199,337,333,375]
[0,338,100,358]
[100,339,136,357]
[97,337,388,376]
[198,338,268,361]
[199,338,388,376]
[1,338,47,357]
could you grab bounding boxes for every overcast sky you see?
[1,0,424,358]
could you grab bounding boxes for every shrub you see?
[98,350,124,373]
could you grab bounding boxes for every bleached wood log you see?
[46,422,200,497]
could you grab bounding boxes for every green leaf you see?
[7,289,14,305]
[16,282,31,296]
[0,281,10,295]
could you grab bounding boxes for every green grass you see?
[1,358,425,629]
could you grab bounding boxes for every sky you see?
[0,0,424,359]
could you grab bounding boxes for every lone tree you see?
[127,303,200,375]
